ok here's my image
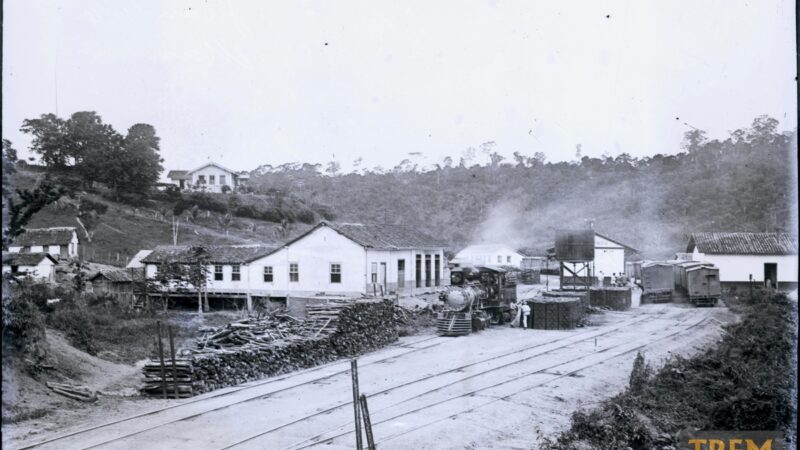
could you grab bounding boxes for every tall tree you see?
[2,139,18,199]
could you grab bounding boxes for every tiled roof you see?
[141,245,279,265]
[2,252,58,266]
[90,269,136,283]
[11,227,77,246]
[326,222,447,250]
[688,232,798,255]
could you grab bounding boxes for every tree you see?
[681,129,708,153]
[217,212,233,235]
[2,139,18,199]
[3,179,64,250]
[325,160,340,177]
[20,114,70,168]
[185,246,211,314]
[63,112,124,187]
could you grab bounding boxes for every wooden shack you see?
[89,268,138,301]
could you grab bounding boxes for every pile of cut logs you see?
[140,359,195,399]
[196,312,311,351]
[143,300,399,397]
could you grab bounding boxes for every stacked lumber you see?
[140,359,195,398]
[306,302,347,337]
[46,382,97,402]
[589,287,632,310]
[527,297,583,330]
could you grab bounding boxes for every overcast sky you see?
[3,0,796,173]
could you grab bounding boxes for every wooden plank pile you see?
[46,381,97,402]
[589,287,632,310]
[140,359,195,399]
[527,297,584,330]
[196,312,312,351]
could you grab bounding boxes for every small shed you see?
[8,227,79,259]
[89,269,138,300]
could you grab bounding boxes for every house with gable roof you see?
[8,227,79,259]
[167,161,250,193]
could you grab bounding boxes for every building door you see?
[397,259,405,288]
[763,263,777,289]
[380,263,387,291]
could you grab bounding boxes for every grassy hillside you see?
[5,168,312,267]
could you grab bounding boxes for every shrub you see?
[2,287,48,360]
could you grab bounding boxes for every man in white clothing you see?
[521,302,531,329]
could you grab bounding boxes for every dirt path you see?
[10,302,735,450]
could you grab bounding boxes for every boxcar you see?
[641,261,677,303]
[674,262,720,307]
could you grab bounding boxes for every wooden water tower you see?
[555,229,595,290]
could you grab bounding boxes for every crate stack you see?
[141,359,196,399]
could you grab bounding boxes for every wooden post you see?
[168,326,178,399]
[156,321,167,399]
[350,359,363,450]
[359,394,376,450]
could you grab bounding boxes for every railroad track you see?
[19,308,681,450]
[219,312,670,449]
[17,334,446,450]
[371,312,717,448]
[78,314,653,450]
[285,311,715,450]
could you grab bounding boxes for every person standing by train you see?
[510,302,521,328]
[521,302,531,329]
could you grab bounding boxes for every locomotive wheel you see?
[489,311,502,325]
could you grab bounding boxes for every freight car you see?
[673,261,720,307]
[641,261,679,303]
[436,266,516,336]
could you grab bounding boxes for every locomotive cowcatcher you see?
[437,266,517,336]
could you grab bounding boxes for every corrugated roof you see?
[688,232,798,255]
[326,222,447,250]
[11,227,77,246]
[2,252,58,266]
[141,245,279,265]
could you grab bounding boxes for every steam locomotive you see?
[436,266,517,336]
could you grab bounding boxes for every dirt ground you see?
[5,278,736,450]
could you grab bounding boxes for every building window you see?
[197,175,206,184]
[330,263,341,283]
[220,175,226,185]
[263,266,273,282]
[425,255,432,287]
[497,255,502,263]
[507,256,512,263]
[434,254,441,287]
[209,175,216,185]
[371,262,378,283]
[232,264,240,281]
[416,255,422,288]
[289,263,299,282]
[214,265,223,281]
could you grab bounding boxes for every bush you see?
[2,286,48,360]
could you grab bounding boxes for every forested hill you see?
[248,116,797,257]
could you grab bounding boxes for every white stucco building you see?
[2,253,59,282]
[8,227,79,259]
[167,162,249,193]
[687,232,798,289]
[141,221,448,310]
[453,244,525,268]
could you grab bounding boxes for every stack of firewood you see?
[140,359,195,398]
